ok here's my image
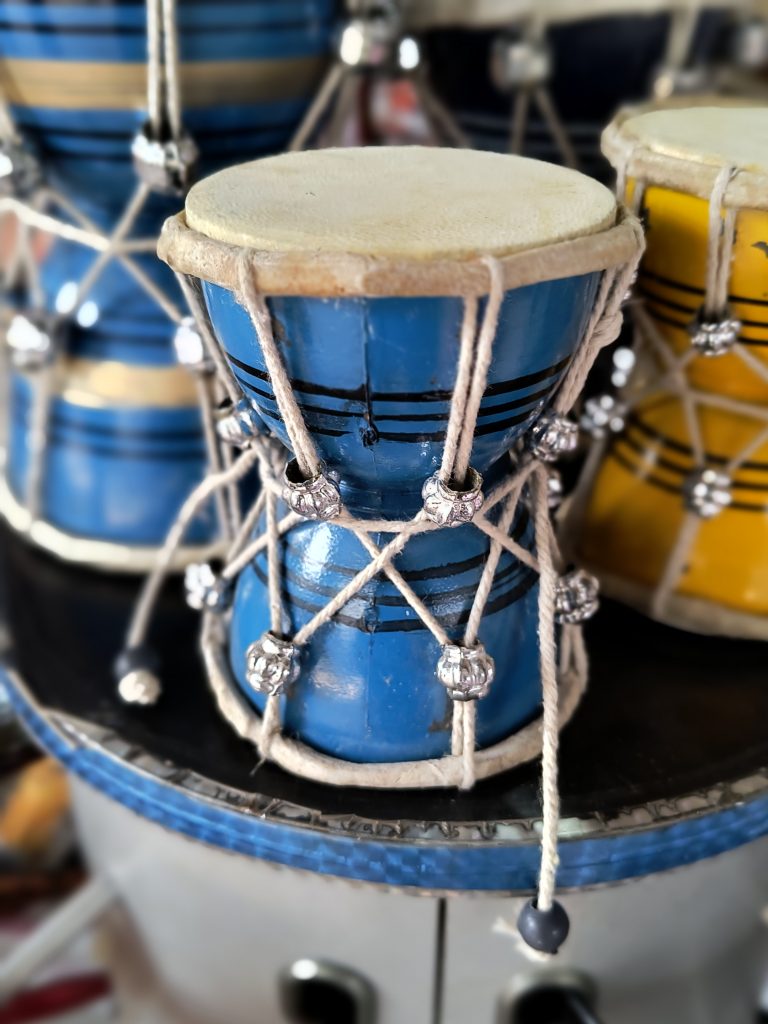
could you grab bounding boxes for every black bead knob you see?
[517,898,570,955]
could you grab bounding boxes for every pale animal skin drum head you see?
[618,107,768,177]
[184,146,616,261]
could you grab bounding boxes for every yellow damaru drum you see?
[575,106,768,638]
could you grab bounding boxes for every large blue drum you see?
[160,146,639,774]
[0,0,336,565]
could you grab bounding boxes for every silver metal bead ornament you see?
[131,125,198,195]
[581,395,627,439]
[683,468,732,519]
[422,468,484,528]
[528,412,579,462]
[184,563,232,613]
[284,460,342,521]
[555,569,600,625]
[436,643,495,702]
[6,311,62,371]
[173,316,213,375]
[688,308,741,357]
[245,632,300,697]
[216,399,263,448]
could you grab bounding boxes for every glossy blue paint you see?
[5,671,768,893]
[1,0,335,547]
[8,372,214,544]
[203,275,601,762]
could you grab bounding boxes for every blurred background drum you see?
[0,0,336,569]
[409,0,765,179]
[571,105,768,638]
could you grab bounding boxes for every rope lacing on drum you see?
[288,0,469,151]
[568,160,768,622]
[0,0,236,546]
[119,234,640,956]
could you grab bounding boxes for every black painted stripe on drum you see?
[639,268,768,309]
[644,302,768,348]
[235,371,547,426]
[226,351,570,404]
[11,408,201,444]
[617,432,768,491]
[254,550,529,605]
[12,432,205,461]
[639,286,768,331]
[237,372,548,432]
[251,401,534,442]
[608,447,768,513]
[626,413,768,473]
[250,562,539,633]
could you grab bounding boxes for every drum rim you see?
[159,207,640,300]
[0,473,224,574]
[5,659,768,893]
[403,0,744,32]
[603,105,768,210]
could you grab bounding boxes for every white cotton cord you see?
[292,516,434,647]
[146,0,163,135]
[225,490,266,563]
[473,516,539,573]
[353,529,451,646]
[160,0,182,141]
[288,62,346,152]
[533,86,578,170]
[125,446,261,650]
[222,510,300,582]
[411,73,471,149]
[175,273,241,404]
[532,465,561,916]
[25,360,56,520]
[662,2,698,74]
[510,87,531,157]
[705,166,738,317]
[265,493,284,634]
[237,251,321,479]
[465,494,522,648]
[440,296,479,482]
[258,693,281,760]
[650,512,701,620]
[453,258,504,483]
[724,422,768,475]
[195,373,231,543]
[70,183,152,314]
[459,701,477,790]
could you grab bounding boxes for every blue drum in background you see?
[0,0,337,563]
[413,2,741,180]
[160,146,638,768]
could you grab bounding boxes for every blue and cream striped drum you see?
[0,0,336,569]
[159,146,640,782]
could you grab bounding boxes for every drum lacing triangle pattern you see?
[569,159,768,623]
[0,0,236,554]
[120,238,639,956]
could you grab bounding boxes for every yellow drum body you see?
[637,187,768,402]
[576,105,768,636]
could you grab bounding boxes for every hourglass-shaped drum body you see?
[577,107,768,637]
[165,147,626,764]
[0,0,335,555]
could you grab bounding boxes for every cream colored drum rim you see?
[0,472,224,574]
[403,0,745,32]
[603,108,768,210]
[159,207,640,300]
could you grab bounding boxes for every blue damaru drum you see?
[161,147,633,764]
[0,0,336,554]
